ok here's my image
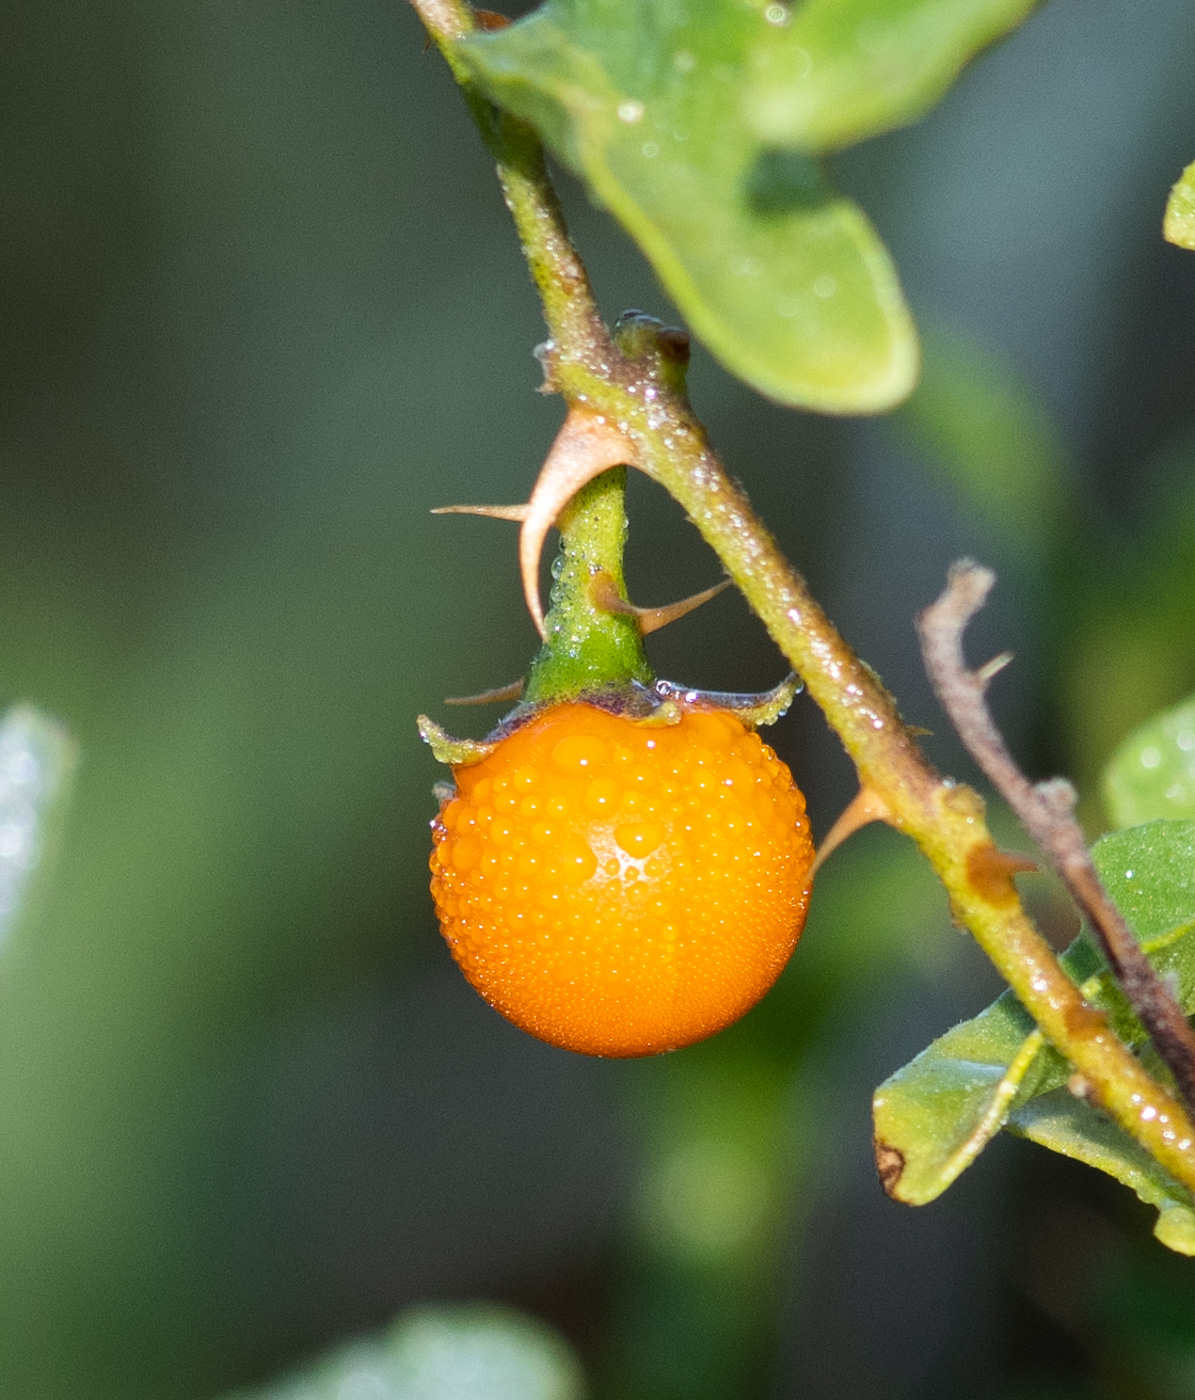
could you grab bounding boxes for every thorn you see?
[431,503,530,522]
[589,573,731,634]
[444,679,525,706]
[520,409,640,637]
[975,651,1014,686]
[812,786,895,874]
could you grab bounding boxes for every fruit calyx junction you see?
[427,697,815,1057]
[417,672,803,770]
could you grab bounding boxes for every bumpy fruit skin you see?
[429,701,814,1057]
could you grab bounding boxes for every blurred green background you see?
[4,1,1195,1397]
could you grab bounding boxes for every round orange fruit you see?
[429,701,814,1057]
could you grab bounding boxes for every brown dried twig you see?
[919,559,1195,1115]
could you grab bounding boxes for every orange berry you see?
[429,701,814,1057]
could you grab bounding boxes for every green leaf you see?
[1009,1091,1195,1256]
[744,0,1040,154]
[1164,159,1195,252]
[449,10,868,409]
[222,1303,586,1400]
[1094,821,1195,950]
[454,0,1039,411]
[1104,691,1195,829]
[874,820,1195,1246]
[0,705,76,953]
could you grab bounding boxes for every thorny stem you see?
[409,0,1195,1196]
[414,0,610,373]
[919,560,1195,1116]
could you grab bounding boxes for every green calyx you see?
[523,467,653,706]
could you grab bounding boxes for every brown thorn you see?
[520,409,641,638]
[812,786,895,875]
[589,573,731,634]
[444,679,525,706]
[431,503,530,522]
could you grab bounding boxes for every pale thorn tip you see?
[812,786,895,875]
[431,503,531,522]
[590,574,731,635]
[444,679,525,706]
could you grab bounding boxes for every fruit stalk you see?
[523,468,652,706]
[409,0,1195,1194]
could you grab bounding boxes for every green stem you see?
[408,0,1195,1196]
[414,0,609,373]
[523,468,652,705]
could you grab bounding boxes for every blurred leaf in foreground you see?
[874,820,1195,1251]
[0,705,76,952]
[224,1303,586,1400]
[1164,160,1195,251]
[897,325,1070,559]
[1104,691,1195,829]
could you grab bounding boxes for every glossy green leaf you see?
[874,821,1195,1246]
[454,6,896,410]
[1164,160,1195,251]
[454,0,1040,411]
[745,0,1040,153]
[1104,691,1195,828]
[223,1303,586,1400]
[0,705,76,953]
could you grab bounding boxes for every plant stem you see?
[412,0,609,371]
[919,560,1195,1117]
[523,468,652,706]
[408,0,1195,1196]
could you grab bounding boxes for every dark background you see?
[2,1,1195,1397]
